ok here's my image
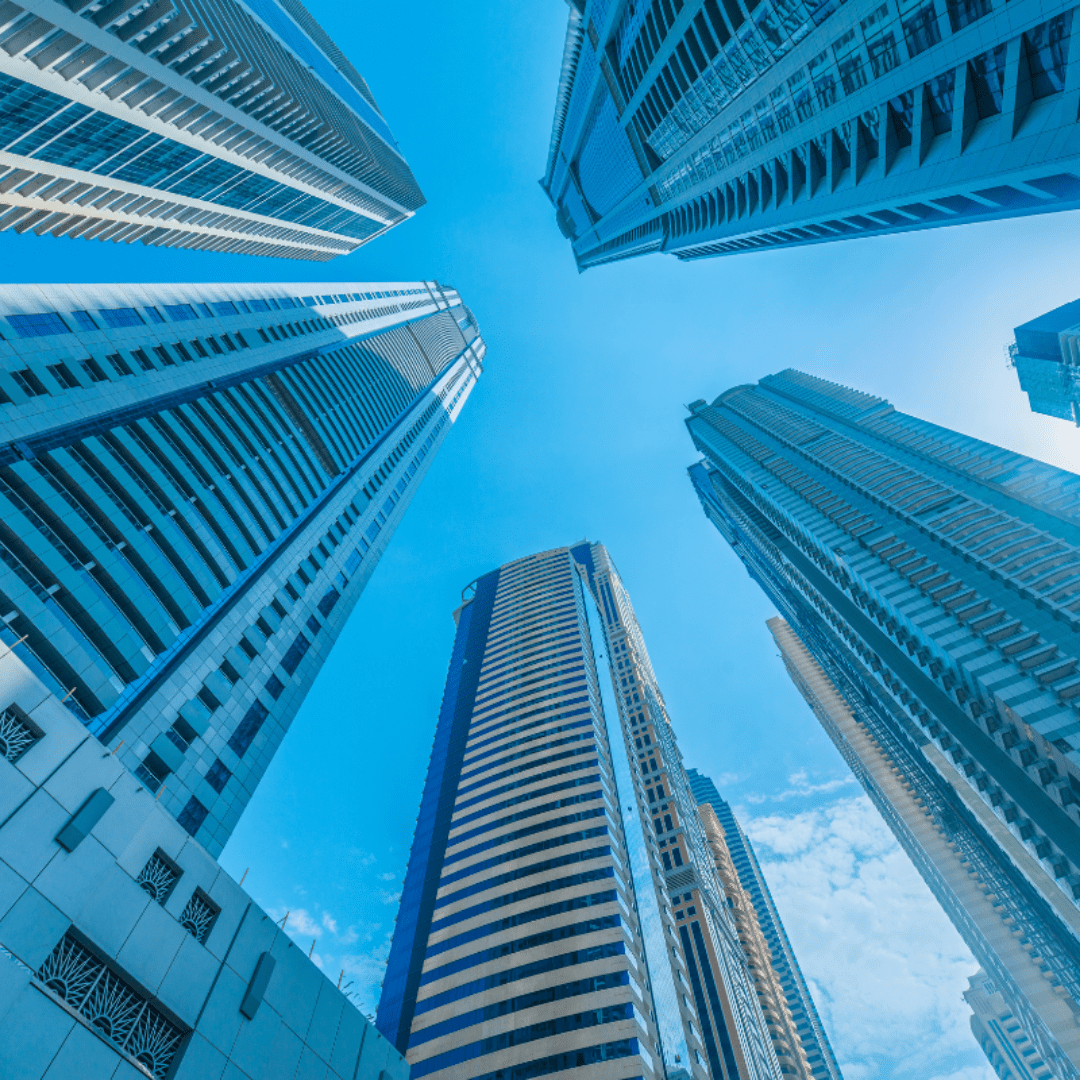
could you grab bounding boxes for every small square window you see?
[132,348,153,371]
[71,310,97,331]
[265,674,285,700]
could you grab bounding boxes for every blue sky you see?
[7,1,1080,1075]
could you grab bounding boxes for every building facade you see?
[0,597,409,1080]
[966,968,1058,1079]
[543,0,1080,270]
[0,280,483,857]
[0,0,422,260]
[684,370,1080,1076]
[377,542,782,1080]
[687,768,843,1080]
[1011,297,1080,425]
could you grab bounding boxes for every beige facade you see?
[698,802,814,1080]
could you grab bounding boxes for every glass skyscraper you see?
[0,0,422,260]
[378,542,782,1080]
[543,0,1080,270]
[687,768,843,1080]
[0,280,483,856]
[685,370,1080,1078]
[1011,297,1080,425]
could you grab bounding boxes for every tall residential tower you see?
[0,0,423,259]
[686,371,1080,1077]
[544,0,1080,270]
[378,542,785,1080]
[0,280,483,856]
[687,768,843,1080]
[1011,297,1080,425]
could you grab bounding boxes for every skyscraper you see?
[687,768,843,1080]
[0,280,483,856]
[1010,297,1080,425]
[377,542,782,1080]
[0,0,422,260]
[965,968,1058,1079]
[684,371,1080,1077]
[543,0,1080,271]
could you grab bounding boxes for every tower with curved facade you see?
[545,0,1080,270]
[0,280,483,855]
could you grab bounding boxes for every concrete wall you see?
[0,647,407,1080]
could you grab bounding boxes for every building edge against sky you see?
[1012,296,1080,425]
[543,0,1080,271]
[684,371,1080,1078]
[376,540,815,1080]
[0,644,409,1080]
[0,280,483,857]
[687,768,843,1080]
[0,0,423,260]
[966,968,1058,1079]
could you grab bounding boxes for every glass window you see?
[900,0,941,57]
[145,307,164,323]
[205,758,231,793]
[212,301,237,317]
[1027,15,1070,99]
[946,0,990,33]
[8,311,70,338]
[177,797,208,836]
[98,307,143,329]
[969,45,1007,118]
[164,303,197,321]
[71,310,97,331]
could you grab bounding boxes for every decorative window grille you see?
[179,889,219,944]
[135,852,180,904]
[36,933,185,1080]
[0,704,42,764]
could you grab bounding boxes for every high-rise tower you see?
[685,371,1080,1077]
[0,0,423,259]
[1011,297,1080,425]
[377,542,782,1080]
[966,968,1058,1079]
[543,0,1080,270]
[687,768,843,1080]
[0,280,483,856]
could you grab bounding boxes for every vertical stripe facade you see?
[0,280,483,855]
[379,547,662,1080]
[380,543,784,1080]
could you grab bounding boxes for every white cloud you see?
[267,907,322,938]
[322,912,339,935]
[377,872,397,882]
[744,794,995,1080]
